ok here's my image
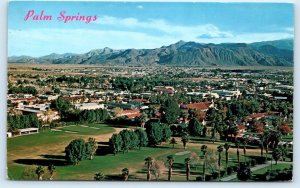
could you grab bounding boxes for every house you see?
[118,110,141,118]
[183,102,213,112]
[211,89,241,99]
[17,127,39,136]
[74,103,105,110]
[237,124,246,133]
[244,113,267,122]
[38,94,59,101]
[153,86,175,94]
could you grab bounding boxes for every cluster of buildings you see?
[7,67,293,138]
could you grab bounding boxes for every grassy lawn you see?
[57,124,114,135]
[7,123,115,180]
[7,126,278,181]
[252,163,292,175]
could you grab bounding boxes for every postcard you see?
[7,1,294,182]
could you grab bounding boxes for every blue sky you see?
[8,1,294,57]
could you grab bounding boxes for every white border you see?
[1,0,299,188]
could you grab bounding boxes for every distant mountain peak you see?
[8,40,293,67]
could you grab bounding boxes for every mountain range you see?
[8,39,293,67]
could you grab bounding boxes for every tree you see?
[128,130,139,149]
[187,117,203,136]
[161,124,172,142]
[189,152,200,170]
[79,109,109,123]
[65,139,87,165]
[241,138,248,162]
[86,137,97,160]
[136,113,148,128]
[35,165,45,180]
[51,97,74,118]
[181,133,189,149]
[121,168,129,181]
[278,144,288,161]
[272,147,282,165]
[53,87,60,94]
[109,133,123,155]
[217,145,224,180]
[224,143,231,175]
[161,98,180,124]
[185,157,191,181]
[134,129,148,149]
[94,172,105,180]
[112,107,123,117]
[151,160,166,180]
[201,145,208,181]
[167,155,175,181]
[236,141,240,166]
[237,164,251,181]
[47,165,55,180]
[119,129,132,153]
[258,134,265,157]
[170,137,177,148]
[144,157,154,181]
[279,123,292,135]
[146,123,163,146]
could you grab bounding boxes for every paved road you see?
[220,161,292,181]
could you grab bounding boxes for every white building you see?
[74,103,105,110]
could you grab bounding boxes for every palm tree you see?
[170,137,177,148]
[137,113,148,128]
[272,147,282,165]
[263,130,271,158]
[201,145,208,181]
[258,136,264,157]
[217,145,224,180]
[235,141,240,166]
[279,144,288,161]
[47,164,55,180]
[87,137,97,160]
[35,165,45,180]
[185,157,191,181]
[242,138,248,162]
[181,133,189,149]
[121,168,129,181]
[224,143,230,175]
[144,157,154,181]
[167,155,175,181]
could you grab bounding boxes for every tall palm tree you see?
[272,147,282,165]
[47,164,55,180]
[224,143,230,175]
[181,133,189,149]
[121,168,129,181]
[217,145,224,180]
[185,157,191,181]
[144,157,154,181]
[170,137,177,148]
[201,145,208,181]
[258,136,264,157]
[235,141,240,166]
[263,130,271,158]
[242,138,248,162]
[35,165,45,181]
[279,144,288,161]
[167,155,175,181]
